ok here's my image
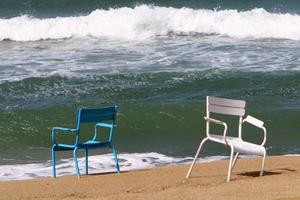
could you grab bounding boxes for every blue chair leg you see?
[85,149,88,175]
[112,145,120,173]
[52,146,56,178]
[73,147,80,177]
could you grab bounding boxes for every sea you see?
[0,0,300,181]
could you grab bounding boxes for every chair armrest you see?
[52,127,78,132]
[204,117,228,144]
[93,123,115,141]
[243,115,267,146]
[95,123,114,129]
[52,127,78,144]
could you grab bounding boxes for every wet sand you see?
[1,156,300,200]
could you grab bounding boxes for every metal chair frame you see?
[51,106,120,178]
[186,96,267,181]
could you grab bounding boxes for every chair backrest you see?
[207,96,246,117]
[76,106,118,128]
[206,96,246,137]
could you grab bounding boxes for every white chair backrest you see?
[207,96,246,117]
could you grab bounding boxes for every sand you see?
[1,156,300,200]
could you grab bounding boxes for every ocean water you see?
[1,0,300,180]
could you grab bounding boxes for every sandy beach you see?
[0,156,300,200]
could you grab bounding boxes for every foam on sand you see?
[0,152,227,181]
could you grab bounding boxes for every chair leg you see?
[227,146,234,182]
[52,146,56,178]
[186,137,209,179]
[260,151,266,176]
[231,152,239,170]
[73,148,80,177]
[112,145,120,173]
[85,149,88,175]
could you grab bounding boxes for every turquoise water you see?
[0,0,300,180]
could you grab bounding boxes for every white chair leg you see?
[231,152,239,170]
[260,151,266,176]
[227,146,234,182]
[186,137,209,179]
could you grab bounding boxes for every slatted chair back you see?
[206,96,246,137]
[77,106,117,127]
[75,106,118,144]
[207,96,246,116]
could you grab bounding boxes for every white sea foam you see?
[0,152,227,181]
[1,5,300,41]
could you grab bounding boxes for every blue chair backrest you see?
[76,106,117,127]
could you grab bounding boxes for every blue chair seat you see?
[53,144,76,151]
[79,141,111,149]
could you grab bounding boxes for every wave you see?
[0,152,228,181]
[1,71,300,110]
[1,5,300,41]
[1,151,295,181]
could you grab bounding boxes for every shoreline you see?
[1,156,300,199]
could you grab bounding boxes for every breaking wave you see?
[1,5,300,41]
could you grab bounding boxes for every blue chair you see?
[51,106,120,177]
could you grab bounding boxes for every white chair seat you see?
[210,134,265,156]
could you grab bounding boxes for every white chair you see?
[186,96,267,181]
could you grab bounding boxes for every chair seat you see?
[54,141,111,150]
[210,134,265,156]
[78,140,111,149]
[54,144,75,151]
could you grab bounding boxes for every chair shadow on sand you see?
[238,168,296,177]
[88,170,130,176]
[88,169,150,177]
[188,168,296,180]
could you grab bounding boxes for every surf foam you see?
[1,5,300,41]
[0,152,227,181]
